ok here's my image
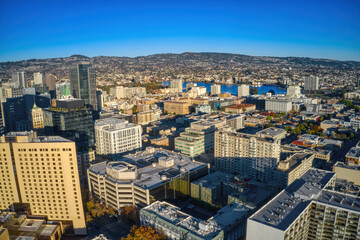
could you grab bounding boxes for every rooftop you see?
[345,147,360,158]
[249,168,335,231]
[191,172,234,189]
[89,149,207,189]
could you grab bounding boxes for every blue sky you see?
[0,0,359,61]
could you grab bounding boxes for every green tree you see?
[132,106,137,114]
[266,115,272,121]
[250,87,258,95]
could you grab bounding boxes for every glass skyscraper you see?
[70,64,97,109]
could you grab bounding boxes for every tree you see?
[266,115,272,121]
[86,199,115,218]
[132,106,137,114]
[121,205,139,224]
[121,225,167,240]
[250,87,258,95]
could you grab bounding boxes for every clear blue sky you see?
[0,0,359,61]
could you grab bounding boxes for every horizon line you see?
[1,51,360,64]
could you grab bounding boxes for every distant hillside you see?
[0,52,359,79]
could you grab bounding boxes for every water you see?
[163,82,286,95]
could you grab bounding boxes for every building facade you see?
[70,64,97,109]
[95,118,142,156]
[0,132,86,235]
[211,84,221,95]
[88,148,208,209]
[304,75,319,91]
[237,85,249,97]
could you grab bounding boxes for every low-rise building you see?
[0,212,62,240]
[225,103,255,113]
[345,147,360,166]
[140,201,251,240]
[164,101,191,115]
[333,162,360,185]
[88,148,208,209]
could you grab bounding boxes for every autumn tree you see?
[121,205,139,224]
[86,198,115,219]
[121,225,167,240]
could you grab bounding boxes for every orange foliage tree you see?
[121,225,167,240]
[121,205,139,224]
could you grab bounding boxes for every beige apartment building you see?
[0,132,86,235]
[164,101,191,115]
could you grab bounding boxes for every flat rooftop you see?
[346,147,360,158]
[256,127,286,138]
[249,168,335,231]
[90,149,207,189]
[191,171,234,189]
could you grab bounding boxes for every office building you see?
[304,75,319,91]
[2,94,51,133]
[224,103,255,113]
[237,85,249,97]
[246,168,360,240]
[56,81,71,99]
[44,74,56,91]
[214,129,282,182]
[164,101,190,115]
[175,120,224,156]
[95,118,142,156]
[286,85,301,97]
[135,109,161,125]
[109,86,146,99]
[0,132,86,235]
[195,103,212,114]
[265,98,292,113]
[88,148,208,209]
[211,84,221,95]
[31,103,44,129]
[43,98,95,149]
[33,72,44,85]
[170,79,183,93]
[345,147,360,166]
[140,201,251,240]
[70,64,97,109]
[12,72,26,88]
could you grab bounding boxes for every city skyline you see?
[0,0,359,62]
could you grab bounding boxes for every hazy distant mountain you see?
[0,52,359,79]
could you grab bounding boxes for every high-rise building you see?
[214,128,285,181]
[12,72,26,88]
[70,64,97,109]
[33,72,44,85]
[56,81,71,99]
[44,74,56,91]
[211,84,221,95]
[2,94,51,133]
[95,118,142,156]
[246,168,360,240]
[170,79,183,93]
[286,85,301,97]
[0,105,4,135]
[31,103,44,129]
[265,98,292,113]
[304,75,319,91]
[0,132,86,235]
[43,98,95,149]
[237,85,249,97]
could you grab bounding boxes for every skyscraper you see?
[0,131,86,235]
[12,72,26,88]
[33,72,44,85]
[304,75,319,91]
[70,64,97,109]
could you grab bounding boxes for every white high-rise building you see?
[33,72,44,85]
[12,72,26,88]
[170,79,183,93]
[287,85,301,97]
[211,84,221,95]
[95,118,142,155]
[237,85,250,97]
[304,75,319,91]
